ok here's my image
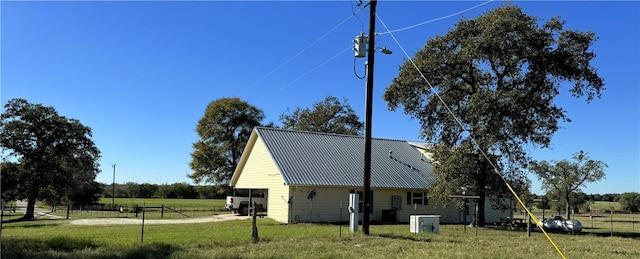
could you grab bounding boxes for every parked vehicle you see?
[538,216,582,234]
[225,196,266,216]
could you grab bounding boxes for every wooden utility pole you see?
[112,163,116,209]
[362,0,377,235]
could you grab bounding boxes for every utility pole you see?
[362,0,377,235]
[112,163,116,209]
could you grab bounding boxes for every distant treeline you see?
[98,182,228,199]
[531,193,623,202]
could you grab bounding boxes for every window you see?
[406,192,429,206]
[349,190,373,213]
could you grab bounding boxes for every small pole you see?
[414,203,417,236]
[252,202,259,243]
[527,205,531,237]
[161,205,164,218]
[475,203,478,237]
[463,199,467,234]
[339,201,343,238]
[141,202,146,244]
[112,164,116,209]
[610,208,614,237]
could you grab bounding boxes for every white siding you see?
[483,198,513,223]
[287,187,510,224]
[234,137,289,223]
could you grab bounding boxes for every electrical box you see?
[410,215,441,234]
[353,33,367,58]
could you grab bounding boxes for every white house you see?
[230,127,511,224]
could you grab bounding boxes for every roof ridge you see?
[254,126,412,142]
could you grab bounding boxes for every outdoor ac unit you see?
[410,215,441,234]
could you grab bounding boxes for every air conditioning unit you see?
[410,215,441,234]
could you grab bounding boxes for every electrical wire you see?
[240,8,366,96]
[376,0,495,35]
[266,45,352,98]
[351,0,366,32]
[354,56,366,79]
[376,13,567,259]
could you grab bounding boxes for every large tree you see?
[383,5,604,226]
[280,96,363,135]
[530,151,606,219]
[188,97,264,188]
[618,192,640,213]
[0,98,101,220]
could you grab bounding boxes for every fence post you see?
[135,204,139,218]
[141,202,146,244]
[610,208,614,237]
[161,205,164,218]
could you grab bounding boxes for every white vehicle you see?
[538,216,583,234]
[225,196,266,216]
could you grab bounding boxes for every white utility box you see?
[410,215,441,234]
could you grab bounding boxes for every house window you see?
[349,190,373,213]
[406,192,429,206]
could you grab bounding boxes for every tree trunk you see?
[565,191,571,220]
[476,158,488,227]
[23,196,36,220]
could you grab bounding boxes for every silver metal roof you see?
[254,127,435,189]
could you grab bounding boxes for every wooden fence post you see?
[252,201,259,243]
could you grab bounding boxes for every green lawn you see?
[2,214,639,259]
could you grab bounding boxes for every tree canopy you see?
[530,151,606,219]
[280,96,363,135]
[188,97,264,188]
[383,5,604,226]
[618,192,640,213]
[1,98,101,219]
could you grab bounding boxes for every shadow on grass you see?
[585,231,640,239]
[2,237,181,259]
[2,217,65,229]
[376,233,432,242]
[121,243,180,259]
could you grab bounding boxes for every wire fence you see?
[47,204,230,219]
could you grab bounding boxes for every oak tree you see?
[280,96,363,135]
[188,97,264,189]
[618,192,640,213]
[383,5,604,226]
[1,98,101,220]
[530,151,606,219]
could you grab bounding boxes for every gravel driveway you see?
[70,214,250,225]
[12,200,250,225]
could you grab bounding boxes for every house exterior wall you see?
[482,198,513,223]
[284,187,510,224]
[233,137,289,223]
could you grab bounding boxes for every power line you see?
[376,13,567,259]
[376,0,495,35]
[266,45,352,98]
[240,8,366,96]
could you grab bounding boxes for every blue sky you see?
[2,1,638,195]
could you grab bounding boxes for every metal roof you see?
[254,127,435,189]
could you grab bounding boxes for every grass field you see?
[2,213,639,258]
